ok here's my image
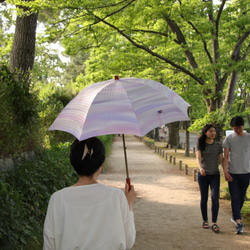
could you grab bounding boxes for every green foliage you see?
[61,52,89,85]
[99,135,113,170]
[29,0,249,127]
[0,63,37,123]
[241,200,250,224]
[32,42,67,84]
[8,0,250,131]
[0,2,14,61]
[189,109,232,132]
[221,186,231,200]
[33,80,80,145]
[0,142,76,249]
[0,62,40,157]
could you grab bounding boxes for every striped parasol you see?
[48,76,191,186]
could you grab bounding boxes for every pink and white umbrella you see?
[48,76,191,186]
[49,77,190,139]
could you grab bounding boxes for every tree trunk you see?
[154,128,160,142]
[166,122,179,148]
[146,130,154,139]
[223,71,239,111]
[215,125,224,142]
[185,129,190,156]
[184,121,190,156]
[10,8,38,76]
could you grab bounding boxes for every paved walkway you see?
[99,135,250,250]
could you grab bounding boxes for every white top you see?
[225,130,246,136]
[43,183,136,250]
[223,132,250,174]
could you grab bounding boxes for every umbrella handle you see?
[126,178,131,191]
[122,134,131,190]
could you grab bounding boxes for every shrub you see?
[36,82,77,144]
[0,62,40,157]
[0,142,76,249]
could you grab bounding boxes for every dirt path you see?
[98,135,250,250]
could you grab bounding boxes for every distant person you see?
[160,126,166,141]
[43,137,137,249]
[223,116,250,234]
[196,124,224,233]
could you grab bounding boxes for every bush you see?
[0,63,76,157]
[0,142,76,249]
[36,82,77,145]
[0,62,40,157]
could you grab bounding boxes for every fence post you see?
[155,146,157,152]
[179,160,182,170]
[193,169,197,181]
[193,147,196,154]
[165,152,168,160]
[173,157,176,165]
[185,164,188,175]
[169,155,173,163]
[174,147,177,153]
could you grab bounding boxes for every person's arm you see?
[123,184,136,249]
[125,183,137,211]
[196,150,206,176]
[43,230,56,250]
[223,148,233,182]
[43,195,56,250]
[219,153,224,168]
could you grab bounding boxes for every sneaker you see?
[231,217,237,225]
[235,222,244,234]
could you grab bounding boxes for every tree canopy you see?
[21,0,248,110]
[3,0,250,128]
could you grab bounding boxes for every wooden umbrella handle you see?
[123,134,131,190]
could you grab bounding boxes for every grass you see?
[143,136,250,226]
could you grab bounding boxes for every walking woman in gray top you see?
[196,124,224,233]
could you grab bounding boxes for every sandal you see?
[202,221,209,229]
[211,223,220,233]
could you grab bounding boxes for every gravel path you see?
[99,135,250,250]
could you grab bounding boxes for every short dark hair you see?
[70,137,105,176]
[230,116,244,127]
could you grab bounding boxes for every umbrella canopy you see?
[48,77,191,140]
